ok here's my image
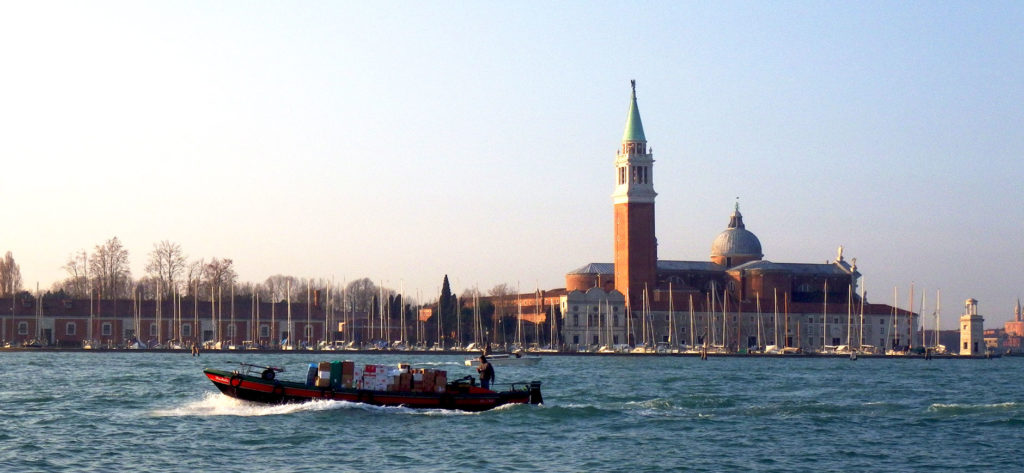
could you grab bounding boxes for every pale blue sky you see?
[2,1,1021,327]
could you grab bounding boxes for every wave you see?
[928,402,1022,414]
[151,392,476,417]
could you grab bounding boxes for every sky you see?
[2,1,1022,328]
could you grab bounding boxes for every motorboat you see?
[204,362,542,412]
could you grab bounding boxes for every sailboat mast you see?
[822,280,828,350]
[908,284,914,350]
[688,294,695,348]
[773,288,779,348]
[756,292,762,350]
[935,289,941,348]
[287,281,294,348]
[230,284,235,346]
[920,289,926,349]
[668,283,675,348]
[858,283,865,349]
[847,284,852,349]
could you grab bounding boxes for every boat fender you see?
[229,374,243,387]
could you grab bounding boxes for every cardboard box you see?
[435,371,447,393]
[315,376,331,388]
[341,361,355,375]
[330,361,343,387]
[341,373,354,389]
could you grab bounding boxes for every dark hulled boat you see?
[203,364,542,412]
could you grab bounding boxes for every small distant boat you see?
[465,352,542,367]
[204,362,542,412]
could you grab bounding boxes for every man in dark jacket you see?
[477,355,495,389]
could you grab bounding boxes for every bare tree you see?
[345,278,377,313]
[263,275,300,302]
[0,251,23,296]
[203,258,237,296]
[146,241,187,296]
[185,259,205,298]
[60,250,90,297]
[89,237,131,299]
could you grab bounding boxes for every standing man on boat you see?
[477,355,495,390]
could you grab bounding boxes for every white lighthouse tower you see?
[959,298,984,356]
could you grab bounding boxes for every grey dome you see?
[710,208,763,259]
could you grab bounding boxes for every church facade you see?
[561,82,918,353]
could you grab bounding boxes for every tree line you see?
[2,238,557,346]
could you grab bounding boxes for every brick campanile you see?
[613,80,658,312]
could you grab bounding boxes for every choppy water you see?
[2,352,1022,472]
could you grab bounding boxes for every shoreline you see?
[0,347,1013,359]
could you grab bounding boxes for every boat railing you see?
[228,362,285,380]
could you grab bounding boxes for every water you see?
[2,352,1022,472]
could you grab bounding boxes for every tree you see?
[59,250,89,297]
[0,251,23,296]
[185,259,205,297]
[263,275,301,302]
[345,278,377,314]
[488,283,514,345]
[204,258,236,292]
[89,237,131,299]
[146,241,187,296]
[439,274,454,323]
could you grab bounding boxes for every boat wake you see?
[152,392,478,417]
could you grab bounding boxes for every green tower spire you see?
[622,79,646,142]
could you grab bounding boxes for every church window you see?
[150,323,159,336]
[101,323,112,336]
[573,314,579,326]
[66,322,76,336]
[182,324,192,337]
[17,322,28,335]
[259,324,269,337]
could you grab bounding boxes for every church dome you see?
[710,206,763,266]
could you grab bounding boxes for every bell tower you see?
[613,80,658,312]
